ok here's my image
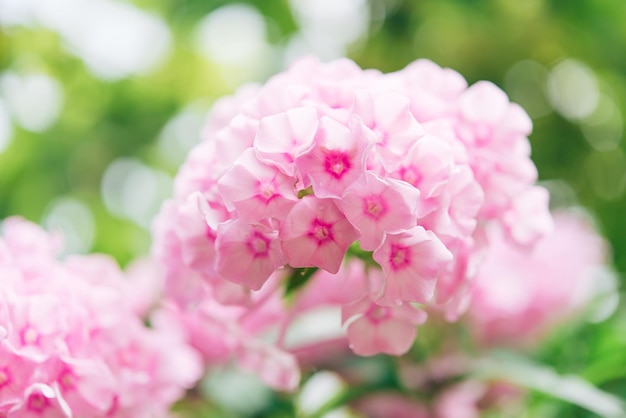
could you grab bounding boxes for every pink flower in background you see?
[468,210,612,346]
[0,218,202,417]
[434,381,485,418]
[452,81,552,247]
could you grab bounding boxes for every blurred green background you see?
[0,0,625,415]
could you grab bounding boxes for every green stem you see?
[285,266,318,296]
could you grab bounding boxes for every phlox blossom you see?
[280,196,359,274]
[373,226,453,306]
[215,219,286,290]
[468,210,612,346]
[254,107,319,177]
[341,171,420,251]
[0,218,202,417]
[296,116,373,198]
[342,295,427,356]
[153,55,556,367]
[218,148,299,221]
[352,90,425,171]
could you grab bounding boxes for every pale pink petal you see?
[254,107,319,176]
[215,220,286,291]
[343,296,426,356]
[342,172,420,251]
[373,227,453,305]
[458,81,509,125]
[353,90,425,171]
[501,186,554,247]
[236,340,300,392]
[280,197,359,273]
[218,148,298,221]
[295,116,372,198]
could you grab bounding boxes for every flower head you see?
[152,55,555,373]
[0,218,202,416]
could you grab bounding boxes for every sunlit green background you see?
[0,0,624,416]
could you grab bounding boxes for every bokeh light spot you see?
[101,158,172,229]
[0,99,12,154]
[548,59,599,120]
[42,197,95,254]
[580,94,623,151]
[0,72,63,132]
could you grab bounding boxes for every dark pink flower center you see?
[58,369,75,390]
[365,304,391,323]
[259,185,275,200]
[399,166,422,187]
[0,368,11,389]
[20,325,40,346]
[27,393,50,413]
[324,151,351,179]
[248,232,270,256]
[311,219,333,242]
[364,195,386,219]
[389,245,410,269]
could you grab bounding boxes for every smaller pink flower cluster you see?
[152,56,554,388]
[468,210,612,346]
[0,218,202,417]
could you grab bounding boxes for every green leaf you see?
[471,351,626,418]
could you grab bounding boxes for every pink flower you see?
[391,135,454,202]
[280,197,359,274]
[254,107,319,177]
[451,81,547,247]
[373,226,453,305]
[0,218,202,417]
[342,295,427,356]
[215,219,286,291]
[352,90,425,171]
[468,210,612,346]
[386,59,468,122]
[434,381,486,418]
[501,186,554,247]
[203,83,260,136]
[236,339,300,392]
[152,55,558,366]
[295,116,372,198]
[151,272,302,393]
[8,383,72,418]
[218,148,299,221]
[341,171,420,251]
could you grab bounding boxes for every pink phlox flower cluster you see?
[151,270,301,392]
[468,210,611,346]
[0,218,202,417]
[152,56,553,382]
